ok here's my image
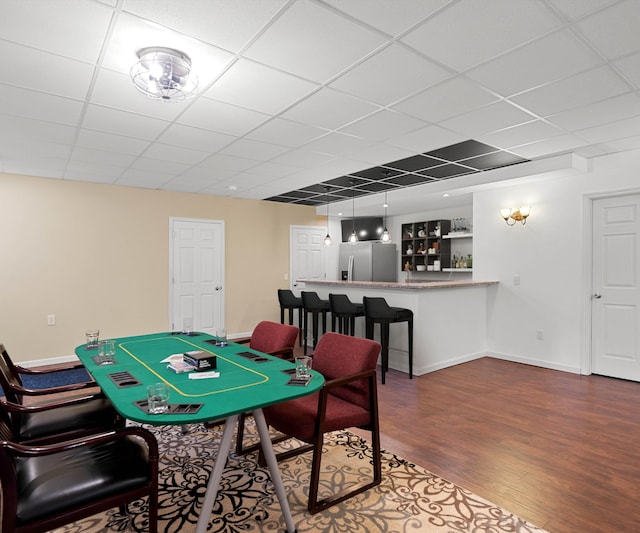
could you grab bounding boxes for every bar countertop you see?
[299,279,499,290]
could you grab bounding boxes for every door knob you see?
[593,293,602,299]
[215,286,222,291]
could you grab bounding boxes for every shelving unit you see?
[443,232,473,271]
[401,220,451,272]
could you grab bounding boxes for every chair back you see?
[0,347,24,404]
[363,296,394,319]
[301,291,327,310]
[0,345,24,387]
[312,332,380,410]
[249,321,298,356]
[329,293,357,314]
[278,289,302,307]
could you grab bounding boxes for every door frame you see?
[581,187,640,375]
[168,216,225,333]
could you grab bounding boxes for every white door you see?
[290,225,327,295]
[592,194,640,380]
[169,218,224,335]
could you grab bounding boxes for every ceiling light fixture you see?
[500,205,532,226]
[348,182,358,244]
[381,190,392,243]
[323,187,332,246]
[130,47,198,102]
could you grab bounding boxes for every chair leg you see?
[312,311,320,350]
[380,322,389,385]
[303,310,309,355]
[297,307,303,347]
[280,307,285,325]
[408,317,413,379]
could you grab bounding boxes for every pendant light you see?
[323,187,332,246]
[348,182,358,244]
[381,190,392,243]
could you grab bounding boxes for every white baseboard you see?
[19,354,80,368]
[486,351,581,374]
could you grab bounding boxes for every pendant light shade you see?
[323,187,332,246]
[381,191,391,243]
[348,183,358,244]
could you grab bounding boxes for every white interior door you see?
[170,218,224,334]
[290,225,327,295]
[592,194,640,380]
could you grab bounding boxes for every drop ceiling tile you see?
[204,58,319,114]
[546,0,618,21]
[178,97,270,137]
[339,109,427,142]
[577,114,640,144]
[70,146,136,168]
[121,0,286,53]
[82,104,170,140]
[0,115,77,145]
[281,88,380,130]
[246,118,328,147]
[244,161,300,178]
[65,160,125,180]
[613,51,640,89]
[218,138,290,161]
[75,129,151,156]
[2,160,65,179]
[142,143,211,165]
[385,173,437,186]
[0,138,71,160]
[0,0,113,62]
[0,41,95,100]
[508,133,590,159]
[426,140,498,161]
[130,156,190,175]
[350,167,403,180]
[458,151,528,171]
[575,1,640,59]
[302,132,374,158]
[479,120,566,149]
[244,0,387,82]
[323,175,371,189]
[323,0,450,36]
[0,85,83,126]
[353,180,401,193]
[402,0,562,72]
[511,65,631,117]
[386,125,467,154]
[418,163,477,179]
[116,169,174,188]
[156,124,236,153]
[466,30,603,97]
[547,92,640,131]
[198,154,259,173]
[393,76,498,123]
[271,149,334,168]
[441,101,537,138]
[330,42,452,106]
[345,143,416,167]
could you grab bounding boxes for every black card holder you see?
[134,400,203,414]
[236,351,270,363]
[287,376,312,386]
[108,371,141,388]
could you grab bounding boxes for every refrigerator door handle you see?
[347,255,354,282]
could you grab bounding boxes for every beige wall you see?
[0,173,323,362]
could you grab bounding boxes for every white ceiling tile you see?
[244,161,301,178]
[576,115,640,144]
[2,160,65,178]
[218,138,290,161]
[546,0,618,21]
[511,65,631,117]
[575,0,640,59]
[177,97,270,137]
[246,118,328,147]
[302,132,374,158]
[441,101,537,138]
[280,88,380,130]
[479,120,566,149]
[547,93,640,131]
[330,43,453,105]
[508,134,590,159]
[270,149,334,168]
[0,115,77,144]
[198,154,260,173]
[601,134,640,153]
[156,124,236,153]
[346,144,417,166]
[121,0,287,53]
[392,77,498,123]
[0,0,113,62]
[75,129,150,155]
[70,146,136,168]
[466,30,603,97]
[385,125,467,153]
[0,41,94,99]
[129,157,189,174]
[339,110,427,142]
[402,0,563,72]
[65,160,124,181]
[323,0,451,36]
[614,51,640,89]
[0,138,71,160]
[142,143,210,165]
[244,0,387,82]
[204,59,319,114]
[82,104,170,140]
[0,85,83,125]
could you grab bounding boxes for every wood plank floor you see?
[362,357,640,533]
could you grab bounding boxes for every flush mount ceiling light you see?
[130,47,198,102]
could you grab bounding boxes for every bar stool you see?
[278,289,303,347]
[329,293,364,336]
[301,291,330,355]
[363,296,413,384]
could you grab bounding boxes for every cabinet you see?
[401,220,451,272]
[442,232,473,271]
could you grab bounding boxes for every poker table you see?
[76,331,322,533]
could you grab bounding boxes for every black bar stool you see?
[301,291,330,355]
[277,289,303,347]
[329,293,364,336]
[363,296,413,384]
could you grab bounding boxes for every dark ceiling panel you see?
[418,164,478,179]
[461,150,529,170]
[425,140,498,161]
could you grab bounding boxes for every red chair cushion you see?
[249,321,298,355]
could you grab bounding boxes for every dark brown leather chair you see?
[329,293,364,336]
[277,289,303,346]
[301,291,331,355]
[262,332,382,514]
[0,421,159,533]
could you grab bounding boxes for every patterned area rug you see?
[53,421,547,533]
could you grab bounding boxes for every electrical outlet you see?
[513,275,521,286]
[47,314,56,326]
[536,330,544,341]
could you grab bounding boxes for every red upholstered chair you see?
[232,321,299,454]
[262,332,382,514]
[0,420,159,533]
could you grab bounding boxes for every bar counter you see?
[300,278,499,376]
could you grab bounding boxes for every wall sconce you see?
[500,206,531,226]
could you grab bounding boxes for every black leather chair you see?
[278,289,303,347]
[329,293,364,336]
[363,297,413,384]
[0,421,159,533]
[301,291,331,355]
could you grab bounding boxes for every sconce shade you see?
[130,47,198,101]
[500,206,532,226]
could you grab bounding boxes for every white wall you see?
[473,149,640,373]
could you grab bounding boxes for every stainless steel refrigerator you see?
[338,242,397,282]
